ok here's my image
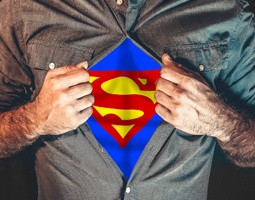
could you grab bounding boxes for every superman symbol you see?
[87,38,162,152]
[90,69,159,148]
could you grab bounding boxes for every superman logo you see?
[87,38,162,153]
[89,69,159,148]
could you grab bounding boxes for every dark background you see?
[0,1,255,200]
[249,0,255,13]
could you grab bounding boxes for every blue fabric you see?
[87,38,162,178]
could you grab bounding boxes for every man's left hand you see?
[155,54,230,141]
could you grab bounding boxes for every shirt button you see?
[116,0,123,5]
[49,62,56,70]
[126,187,131,194]
[199,64,205,72]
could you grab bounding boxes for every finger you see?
[161,54,187,84]
[156,78,177,97]
[67,83,93,99]
[74,94,95,112]
[155,103,173,124]
[162,53,177,66]
[77,106,93,122]
[57,67,90,88]
[155,90,175,111]
[162,54,209,86]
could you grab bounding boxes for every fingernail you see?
[165,54,172,61]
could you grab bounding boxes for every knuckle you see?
[90,94,95,103]
[155,104,172,123]
[87,94,95,106]
[173,88,186,101]
[160,66,168,75]
[49,78,62,90]
[46,69,56,77]
[182,77,193,86]
[64,65,76,72]
[156,78,163,88]
[174,104,182,114]
[82,107,93,120]
[65,105,75,116]
[176,91,185,102]
[86,83,93,93]
[87,107,93,115]
[173,89,181,99]
[154,91,164,102]
[83,70,90,81]
[45,72,54,82]
[154,91,160,100]
[58,92,68,104]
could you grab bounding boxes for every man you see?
[0,0,254,199]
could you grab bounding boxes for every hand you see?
[32,61,94,135]
[155,54,230,141]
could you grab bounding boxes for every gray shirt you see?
[0,0,255,199]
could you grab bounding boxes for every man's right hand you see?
[33,61,94,136]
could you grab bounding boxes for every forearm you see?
[157,54,255,167]
[0,102,39,158]
[0,62,93,158]
[216,106,255,167]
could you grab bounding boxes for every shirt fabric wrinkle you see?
[0,0,255,199]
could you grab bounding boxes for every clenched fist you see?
[155,54,231,142]
[33,61,94,135]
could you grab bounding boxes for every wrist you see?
[211,105,250,143]
[0,101,41,157]
[18,100,41,140]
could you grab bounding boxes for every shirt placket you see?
[104,0,148,32]
[103,0,128,34]
[125,0,148,31]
